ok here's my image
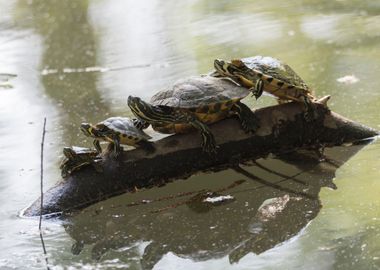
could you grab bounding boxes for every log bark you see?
[22,101,378,217]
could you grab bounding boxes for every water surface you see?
[0,0,379,269]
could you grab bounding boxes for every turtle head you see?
[80,123,99,138]
[128,96,152,122]
[214,59,247,75]
[128,96,175,124]
[63,147,76,160]
[214,58,251,83]
[214,59,229,76]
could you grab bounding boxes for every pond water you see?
[0,0,379,269]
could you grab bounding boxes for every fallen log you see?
[22,100,378,217]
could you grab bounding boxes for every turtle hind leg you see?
[132,118,150,130]
[106,135,122,158]
[172,110,217,154]
[302,95,317,122]
[137,140,155,154]
[232,101,260,133]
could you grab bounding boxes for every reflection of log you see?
[22,101,378,217]
[61,144,368,269]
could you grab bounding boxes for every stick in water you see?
[39,118,50,270]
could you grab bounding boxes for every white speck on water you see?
[41,66,110,76]
[203,195,234,203]
[41,68,58,75]
[288,30,295,36]
[337,75,359,84]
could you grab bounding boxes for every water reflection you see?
[62,145,365,269]
[17,0,110,145]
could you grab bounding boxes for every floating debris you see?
[337,75,359,84]
[256,194,290,221]
[0,73,17,89]
[203,194,234,203]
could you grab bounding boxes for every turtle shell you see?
[98,117,151,141]
[238,56,309,89]
[150,75,249,109]
[60,147,100,178]
[63,146,98,159]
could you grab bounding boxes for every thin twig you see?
[39,117,50,270]
[233,165,316,200]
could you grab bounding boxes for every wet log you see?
[22,100,378,217]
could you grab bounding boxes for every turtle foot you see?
[108,149,123,159]
[138,140,156,154]
[201,137,218,155]
[303,110,318,122]
[241,114,260,134]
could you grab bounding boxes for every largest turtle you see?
[127,75,259,154]
[213,56,320,120]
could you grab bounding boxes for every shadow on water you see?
[61,143,368,269]
[16,0,110,145]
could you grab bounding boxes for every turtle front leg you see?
[251,79,264,99]
[188,117,217,154]
[232,101,260,133]
[93,139,102,154]
[111,135,122,158]
[132,118,150,130]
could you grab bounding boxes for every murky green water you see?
[0,0,379,269]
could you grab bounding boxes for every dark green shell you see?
[150,75,249,109]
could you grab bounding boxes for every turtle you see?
[213,56,320,121]
[80,117,154,158]
[60,146,102,178]
[127,75,259,154]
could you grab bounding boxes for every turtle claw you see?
[201,135,218,155]
[304,112,313,122]
[108,148,123,159]
[233,102,260,134]
[202,139,218,155]
[241,115,260,134]
[304,109,318,122]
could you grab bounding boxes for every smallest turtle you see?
[80,117,154,158]
[60,146,102,178]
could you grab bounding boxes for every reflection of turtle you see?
[60,146,102,178]
[80,117,153,158]
[214,56,323,120]
[229,194,314,264]
[127,75,259,154]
